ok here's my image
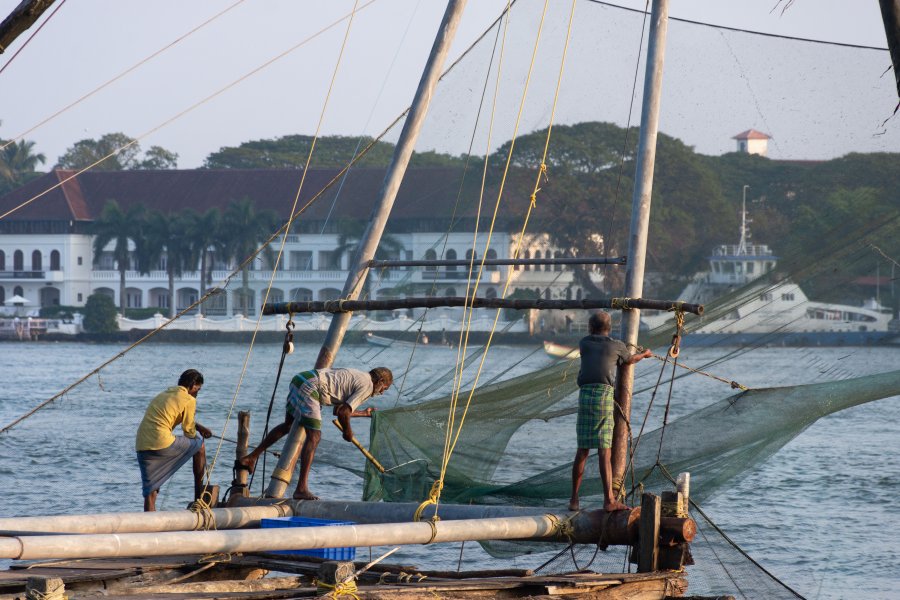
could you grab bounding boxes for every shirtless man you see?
[239,367,392,500]
[570,312,652,512]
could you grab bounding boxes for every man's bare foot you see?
[292,490,319,501]
[568,499,580,511]
[236,455,257,474]
[603,499,630,512]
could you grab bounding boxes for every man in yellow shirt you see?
[136,369,212,511]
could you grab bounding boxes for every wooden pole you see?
[263,297,702,316]
[268,0,468,499]
[232,411,251,495]
[612,0,670,494]
[314,0,468,371]
[638,493,661,573]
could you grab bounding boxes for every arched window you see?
[544,288,551,300]
[424,249,437,271]
[50,250,61,271]
[566,287,572,300]
[554,251,563,271]
[0,250,5,271]
[445,249,457,272]
[444,287,456,297]
[485,248,498,271]
[14,250,24,271]
[32,250,42,271]
[544,251,552,271]
[14,285,24,297]
[576,288,582,300]
[465,249,477,263]
[0,287,4,304]
[519,250,529,271]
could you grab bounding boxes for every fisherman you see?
[135,369,212,512]
[239,367,393,500]
[569,311,652,512]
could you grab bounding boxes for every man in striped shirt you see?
[239,367,392,500]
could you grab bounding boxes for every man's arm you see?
[350,406,376,417]
[625,348,653,365]
[195,423,213,438]
[335,404,354,442]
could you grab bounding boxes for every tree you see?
[0,139,46,186]
[187,207,224,314]
[82,293,119,333]
[142,210,198,318]
[136,146,179,170]
[221,198,279,316]
[56,133,178,171]
[334,217,405,300]
[90,200,146,315]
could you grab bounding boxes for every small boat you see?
[365,332,428,348]
[542,339,579,359]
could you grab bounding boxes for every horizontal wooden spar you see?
[0,505,291,535]
[263,297,703,316]
[0,515,598,561]
[368,256,627,268]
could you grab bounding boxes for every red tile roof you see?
[0,168,540,227]
[732,129,771,140]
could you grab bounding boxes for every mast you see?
[263,0,468,499]
[611,0,669,490]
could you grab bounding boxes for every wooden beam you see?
[637,493,661,573]
[0,0,56,53]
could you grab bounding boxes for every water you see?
[1,340,898,599]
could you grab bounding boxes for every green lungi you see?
[576,383,615,449]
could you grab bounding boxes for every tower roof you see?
[732,129,771,140]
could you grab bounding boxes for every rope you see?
[0,0,378,223]
[0,0,244,148]
[315,579,361,599]
[0,0,68,77]
[248,319,295,492]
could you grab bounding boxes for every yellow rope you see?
[0,1,379,223]
[427,0,579,519]
[315,579,361,599]
[204,0,363,487]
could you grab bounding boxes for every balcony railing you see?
[0,270,48,280]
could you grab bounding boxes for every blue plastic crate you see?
[260,516,357,560]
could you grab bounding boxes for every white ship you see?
[642,192,896,346]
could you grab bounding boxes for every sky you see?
[0,0,893,168]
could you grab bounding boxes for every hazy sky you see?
[0,0,892,168]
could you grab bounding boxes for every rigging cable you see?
[202,0,364,490]
[0,0,246,148]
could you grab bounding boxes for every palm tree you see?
[91,200,146,315]
[142,210,198,318]
[0,139,46,186]
[186,207,224,315]
[221,198,279,316]
[334,217,405,299]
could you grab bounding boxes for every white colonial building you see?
[0,168,604,323]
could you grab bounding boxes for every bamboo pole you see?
[612,0,670,491]
[315,0,468,370]
[266,0,469,500]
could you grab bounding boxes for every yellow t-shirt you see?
[135,386,197,451]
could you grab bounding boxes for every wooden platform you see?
[0,554,688,599]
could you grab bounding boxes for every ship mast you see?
[612,0,670,492]
[736,184,750,255]
[263,0,469,498]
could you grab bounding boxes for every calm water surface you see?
[1,340,898,599]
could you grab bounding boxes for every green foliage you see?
[203,134,467,169]
[0,139,46,186]
[82,293,119,333]
[56,133,178,170]
[39,305,79,319]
